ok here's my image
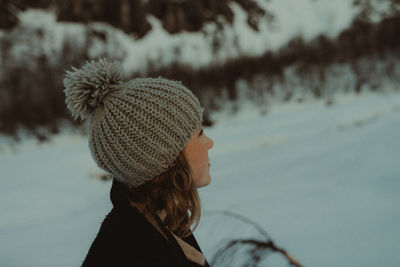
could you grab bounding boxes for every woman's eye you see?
[199,129,204,136]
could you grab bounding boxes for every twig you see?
[204,210,303,267]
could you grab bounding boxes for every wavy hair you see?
[112,151,201,238]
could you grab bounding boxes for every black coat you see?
[82,181,210,267]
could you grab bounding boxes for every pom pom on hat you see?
[63,58,123,121]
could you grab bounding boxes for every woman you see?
[63,58,214,267]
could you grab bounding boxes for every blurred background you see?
[0,0,399,266]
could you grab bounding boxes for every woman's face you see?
[183,126,214,188]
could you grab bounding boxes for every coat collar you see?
[109,179,207,266]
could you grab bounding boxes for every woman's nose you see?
[208,137,214,150]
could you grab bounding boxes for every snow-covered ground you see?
[1,90,400,267]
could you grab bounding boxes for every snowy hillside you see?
[1,0,400,140]
[1,90,400,267]
[3,0,378,74]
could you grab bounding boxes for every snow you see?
[360,0,400,23]
[257,0,357,47]
[1,90,400,266]
[2,0,363,75]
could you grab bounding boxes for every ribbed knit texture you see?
[63,59,203,188]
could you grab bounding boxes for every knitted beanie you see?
[63,58,203,188]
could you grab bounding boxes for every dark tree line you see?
[0,0,271,36]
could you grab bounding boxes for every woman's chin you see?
[195,175,211,188]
